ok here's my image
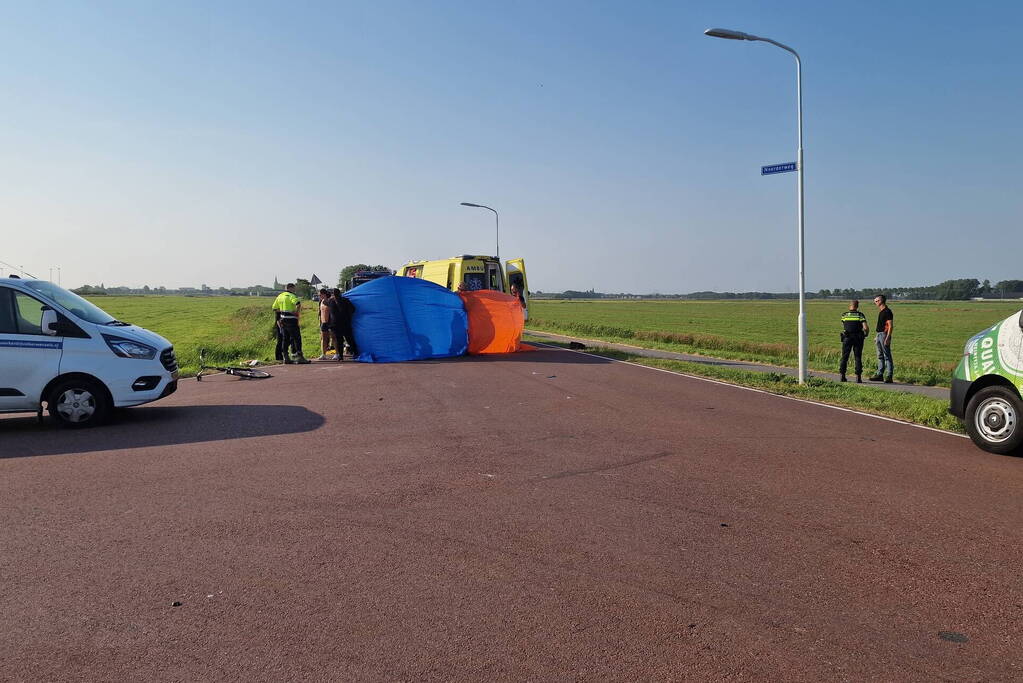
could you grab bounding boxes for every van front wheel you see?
[965,386,1023,455]
[48,378,112,429]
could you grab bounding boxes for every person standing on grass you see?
[869,294,894,383]
[838,300,869,383]
[272,283,310,364]
[316,288,338,360]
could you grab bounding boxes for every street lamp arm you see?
[461,202,497,216]
[749,37,803,151]
[704,28,799,64]
[460,201,501,261]
[752,36,800,62]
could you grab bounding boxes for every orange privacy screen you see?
[459,290,525,354]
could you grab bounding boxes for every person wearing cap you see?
[838,299,869,383]
[272,283,309,364]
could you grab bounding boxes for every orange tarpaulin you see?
[459,290,525,354]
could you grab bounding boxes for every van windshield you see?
[23,281,116,325]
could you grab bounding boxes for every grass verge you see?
[171,305,327,377]
[87,297,326,377]
[528,338,963,434]
[527,319,953,387]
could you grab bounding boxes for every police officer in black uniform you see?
[839,299,869,383]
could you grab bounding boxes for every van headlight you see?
[102,334,157,360]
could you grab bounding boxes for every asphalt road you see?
[1,347,1020,681]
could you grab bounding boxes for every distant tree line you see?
[533,278,1023,301]
[73,283,280,297]
[72,267,391,299]
[818,279,1023,300]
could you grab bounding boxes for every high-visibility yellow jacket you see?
[272,291,301,316]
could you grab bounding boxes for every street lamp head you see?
[704,27,754,41]
[460,202,482,208]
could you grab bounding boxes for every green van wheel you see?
[965,386,1023,455]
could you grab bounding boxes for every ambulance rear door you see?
[486,260,504,292]
[505,258,530,321]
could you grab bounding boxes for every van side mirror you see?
[40,309,59,336]
[1019,310,1023,330]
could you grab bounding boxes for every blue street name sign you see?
[761,162,797,175]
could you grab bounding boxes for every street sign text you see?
[761,162,797,175]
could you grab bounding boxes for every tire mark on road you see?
[538,450,675,481]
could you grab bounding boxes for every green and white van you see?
[950,310,1023,454]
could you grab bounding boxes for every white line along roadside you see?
[535,342,968,440]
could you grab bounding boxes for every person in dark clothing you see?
[274,323,285,361]
[838,300,869,383]
[330,288,358,360]
[869,294,895,383]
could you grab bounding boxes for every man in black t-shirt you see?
[329,288,358,361]
[869,294,894,383]
[839,300,869,382]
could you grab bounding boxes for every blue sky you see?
[1,1,1020,293]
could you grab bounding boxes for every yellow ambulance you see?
[399,255,531,319]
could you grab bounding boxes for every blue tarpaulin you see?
[345,276,468,363]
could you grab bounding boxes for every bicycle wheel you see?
[226,368,272,379]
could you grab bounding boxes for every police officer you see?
[272,283,310,364]
[839,299,869,383]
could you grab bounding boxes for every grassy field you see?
[87,296,322,376]
[529,299,1023,386]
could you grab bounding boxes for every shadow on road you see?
[0,404,324,460]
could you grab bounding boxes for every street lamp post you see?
[704,27,807,384]
[460,202,500,261]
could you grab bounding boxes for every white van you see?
[0,277,178,427]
